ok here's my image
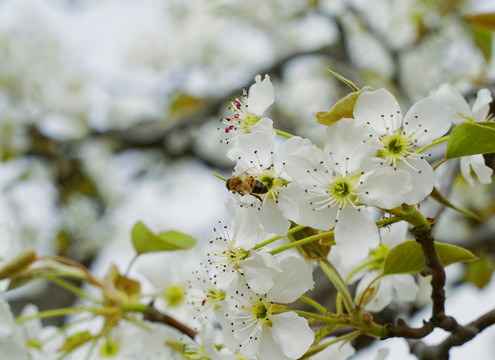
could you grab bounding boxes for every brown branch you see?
[143,303,197,340]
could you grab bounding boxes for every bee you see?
[226,170,268,203]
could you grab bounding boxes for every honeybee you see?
[226,170,268,203]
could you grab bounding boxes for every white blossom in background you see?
[0,296,28,360]
[353,88,451,204]
[221,75,276,160]
[217,256,314,360]
[231,134,312,235]
[432,83,493,185]
[309,336,355,360]
[280,118,411,260]
[355,222,418,312]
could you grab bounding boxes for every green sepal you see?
[446,121,495,158]
[131,221,196,255]
[383,240,477,275]
[315,86,373,126]
[60,331,93,354]
[0,250,37,280]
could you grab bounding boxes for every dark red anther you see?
[234,114,239,118]
[202,299,206,306]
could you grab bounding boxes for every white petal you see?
[268,256,314,303]
[396,158,434,204]
[403,97,451,147]
[232,131,275,173]
[353,89,402,135]
[432,83,470,124]
[271,312,314,359]
[284,146,330,187]
[334,206,379,260]
[226,198,269,249]
[380,221,409,248]
[247,74,275,116]
[277,183,303,222]
[250,116,275,133]
[241,252,281,294]
[357,271,392,312]
[392,274,418,302]
[297,191,338,231]
[259,327,292,360]
[309,336,355,360]
[471,88,492,122]
[324,118,377,175]
[357,167,412,209]
[274,136,313,175]
[461,155,493,185]
[259,199,290,236]
[471,154,493,184]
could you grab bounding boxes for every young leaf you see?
[446,121,495,159]
[0,250,37,280]
[383,240,477,275]
[131,221,196,255]
[315,86,373,126]
[464,13,495,31]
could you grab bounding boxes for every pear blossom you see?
[0,296,28,360]
[354,222,418,312]
[217,256,314,360]
[353,88,452,204]
[280,118,411,260]
[221,74,276,160]
[432,83,493,185]
[206,202,282,294]
[230,133,313,235]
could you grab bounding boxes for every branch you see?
[143,303,197,340]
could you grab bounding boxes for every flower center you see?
[223,98,261,134]
[328,175,357,208]
[379,131,413,167]
[244,295,273,328]
[164,284,185,307]
[258,170,286,200]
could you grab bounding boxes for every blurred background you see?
[1,0,495,358]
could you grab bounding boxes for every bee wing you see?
[234,166,259,178]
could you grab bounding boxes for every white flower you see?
[309,336,355,360]
[355,222,418,312]
[230,134,313,235]
[206,208,282,294]
[0,296,28,360]
[353,88,452,204]
[432,83,493,185]
[281,118,411,260]
[221,74,276,160]
[217,256,314,360]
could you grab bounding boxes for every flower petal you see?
[403,97,451,147]
[270,312,314,359]
[431,83,470,125]
[247,74,275,116]
[259,198,290,236]
[334,206,379,260]
[277,183,303,223]
[396,158,434,204]
[461,155,493,185]
[241,252,281,294]
[357,167,412,209]
[297,191,338,231]
[471,88,492,122]
[354,88,402,135]
[274,136,313,176]
[391,274,418,302]
[268,256,314,303]
[324,118,377,175]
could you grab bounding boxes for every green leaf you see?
[464,256,495,289]
[315,86,373,126]
[131,221,196,255]
[383,240,477,275]
[464,22,493,60]
[429,187,481,221]
[464,13,495,31]
[60,331,92,354]
[446,121,495,159]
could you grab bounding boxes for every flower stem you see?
[326,68,359,92]
[253,225,306,250]
[47,275,102,304]
[301,330,361,359]
[414,135,449,154]
[319,259,356,314]
[275,129,294,138]
[299,296,328,315]
[15,306,116,323]
[269,230,335,255]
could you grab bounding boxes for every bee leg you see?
[251,194,264,205]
